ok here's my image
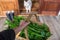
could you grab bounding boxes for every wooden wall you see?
[17,0,60,16]
[0,0,60,17]
[39,0,60,16]
[0,0,19,17]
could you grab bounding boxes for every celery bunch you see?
[5,16,51,40]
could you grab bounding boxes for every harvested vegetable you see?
[5,16,25,29]
[20,22,51,40]
[5,16,51,40]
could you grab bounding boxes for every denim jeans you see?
[6,13,14,21]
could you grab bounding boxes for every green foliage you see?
[5,16,25,29]
[5,16,51,40]
[20,22,51,40]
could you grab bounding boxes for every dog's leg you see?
[58,11,60,16]
[29,6,31,13]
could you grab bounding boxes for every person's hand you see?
[19,20,30,30]
[14,20,30,35]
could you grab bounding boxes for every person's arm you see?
[0,20,29,40]
[13,20,30,35]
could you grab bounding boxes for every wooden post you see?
[14,0,20,16]
[39,0,45,14]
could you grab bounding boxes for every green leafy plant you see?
[20,22,51,40]
[5,16,25,29]
[5,16,51,40]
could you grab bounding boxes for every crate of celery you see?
[5,16,51,40]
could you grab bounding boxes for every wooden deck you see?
[0,16,60,40]
[0,17,7,31]
[39,16,60,40]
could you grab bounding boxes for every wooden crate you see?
[15,15,51,40]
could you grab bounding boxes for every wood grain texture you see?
[38,0,59,16]
[0,0,19,16]
[39,16,60,40]
[0,16,60,40]
[0,0,60,16]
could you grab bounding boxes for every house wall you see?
[0,0,60,17]
[39,0,60,16]
[0,0,19,17]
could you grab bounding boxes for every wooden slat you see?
[0,0,19,16]
[41,11,57,16]
[44,2,58,11]
[42,16,59,40]
[39,16,60,40]
[45,0,60,2]
[0,0,15,2]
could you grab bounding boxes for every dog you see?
[24,0,32,13]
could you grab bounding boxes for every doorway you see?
[18,0,40,14]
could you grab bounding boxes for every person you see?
[6,10,14,21]
[0,20,30,40]
[24,0,32,13]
